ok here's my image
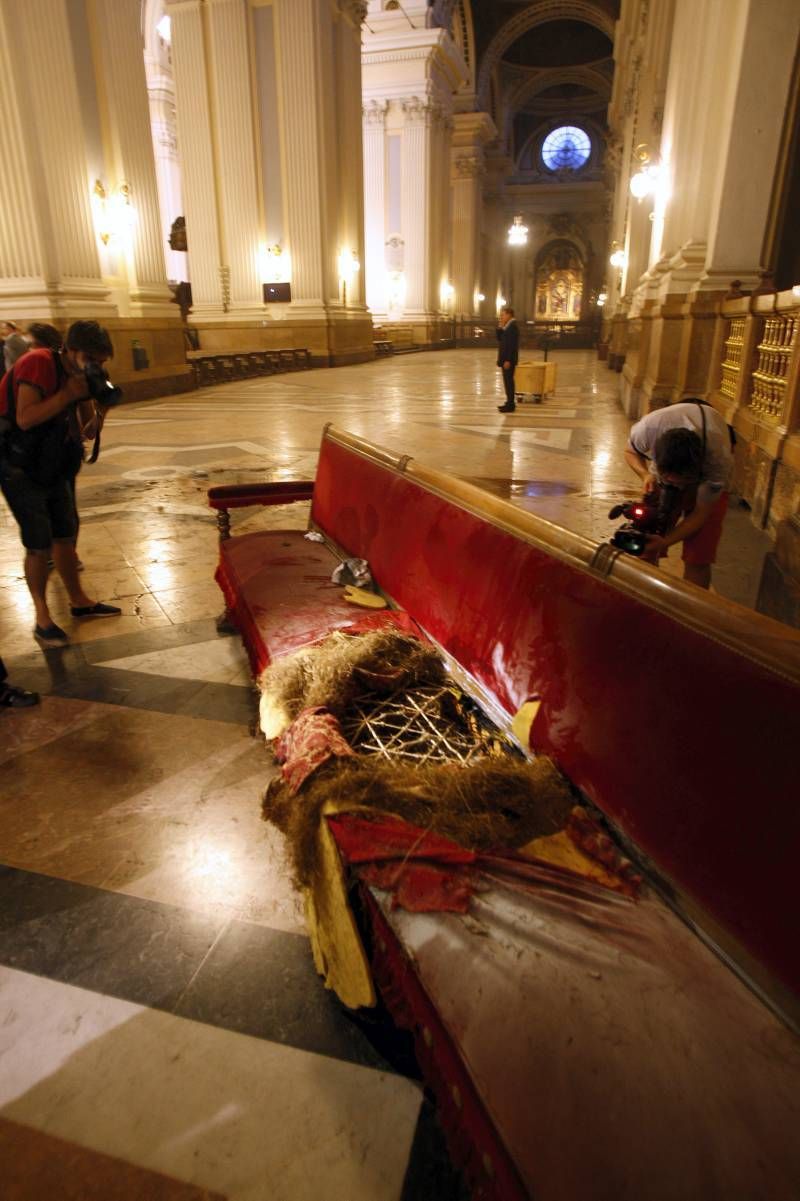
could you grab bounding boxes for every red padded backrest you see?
[312,433,800,1002]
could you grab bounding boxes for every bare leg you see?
[24,550,53,628]
[683,562,711,590]
[51,539,94,608]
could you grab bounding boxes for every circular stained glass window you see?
[542,126,591,171]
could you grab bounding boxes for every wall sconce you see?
[597,291,608,307]
[476,292,486,302]
[497,294,507,310]
[507,216,528,246]
[440,280,455,308]
[609,242,627,269]
[91,180,137,246]
[629,144,662,201]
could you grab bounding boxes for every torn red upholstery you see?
[215,529,423,676]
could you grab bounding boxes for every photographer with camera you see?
[0,320,121,646]
[624,400,733,590]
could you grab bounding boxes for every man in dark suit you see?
[496,305,519,412]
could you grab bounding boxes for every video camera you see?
[608,483,683,556]
[84,361,123,408]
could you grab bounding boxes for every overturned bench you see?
[208,424,800,1201]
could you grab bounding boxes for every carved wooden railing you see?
[711,289,800,535]
[750,311,799,422]
[719,315,746,402]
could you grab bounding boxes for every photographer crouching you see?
[624,399,733,590]
[0,320,122,646]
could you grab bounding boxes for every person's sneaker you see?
[70,601,122,618]
[34,623,69,647]
[497,403,516,412]
[0,684,40,709]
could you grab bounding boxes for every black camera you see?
[608,483,682,556]
[84,361,123,408]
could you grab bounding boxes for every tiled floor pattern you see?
[0,350,776,1198]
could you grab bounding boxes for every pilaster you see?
[0,0,113,317]
[205,0,263,314]
[94,0,174,318]
[401,97,435,318]
[274,0,331,314]
[363,101,389,315]
[168,0,226,317]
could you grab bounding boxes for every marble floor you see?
[0,349,776,1199]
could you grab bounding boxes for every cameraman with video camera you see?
[624,399,733,590]
[0,320,122,646]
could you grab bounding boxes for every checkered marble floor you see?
[0,349,771,1199]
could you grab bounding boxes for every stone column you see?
[146,74,185,283]
[450,112,495,319]
[0,0,113,317]
[274,0,332,312]
[94,0,173,317]
[363,101,389,316]
[205,0,263,313]
[401,97,434,318]
[451,153,482,317]
[168,0,225,316]
[337,2,368,310]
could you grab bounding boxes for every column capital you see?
[362,99,389,125]
[340,0,368,25]
[453,153,483,179]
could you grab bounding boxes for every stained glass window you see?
[541,126,591,171]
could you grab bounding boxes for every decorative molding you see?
[340,0,368,24]
[362,100,389,125]
[454,153,483,179]
[219,264,231,310]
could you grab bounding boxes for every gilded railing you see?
[750,313,798,422]
[720,315,746,401]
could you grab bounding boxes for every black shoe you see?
[70,601,122,618]
[34,623,69,647]
[0,684,40,708]
[497,403,516,413]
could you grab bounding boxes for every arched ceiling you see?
[468,1,618,169]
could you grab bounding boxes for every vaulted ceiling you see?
[466,0,619,170]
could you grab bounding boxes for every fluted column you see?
[94,0,173,316]
[168,0,225,316]
[363,101,388,315]
[146,73,186,283]
[0,0,113,316]
[205,0,262,313]
[337,2,367,309]
[273,0,329,311]
[450,153,483,317]
[401,97,434,317]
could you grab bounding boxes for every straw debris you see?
[263,755,573,890]
[259,628,446,721]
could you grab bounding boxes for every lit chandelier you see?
[507,215,529,246]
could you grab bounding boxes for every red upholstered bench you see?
[209,425,800,1197]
